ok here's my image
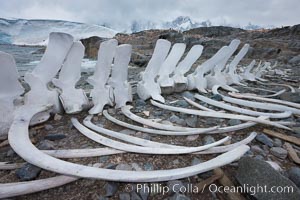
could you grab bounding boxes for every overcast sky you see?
[0,0,299,30]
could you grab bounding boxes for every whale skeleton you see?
[8,105,250,182]
[1,33,297,198]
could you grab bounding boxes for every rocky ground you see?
[1,25,300,200]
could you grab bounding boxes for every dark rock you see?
[130,191,142,200]
[98,195,108,200]
[137,183,149,200]
[185,116,197,128]
[170,193,191,200]
[16,163,41,181]
[254,155,264,160]
[119,192,130,200]
[136,99,146,107]
[37,140,55,150]
[169,114,186,126]
[288,167,300,188]
[288,55,300,65]
[131,52,148,67]
[256,133,273,147]
[270,147,288,159]
[279,92,300,103]
[228,119,242,126]
[105,163,117,169]
[211,94,222,101]
[251,145,266,156]
[273,138,283,147]
[203,136,215,145]
[236,157,300,200]
[105,182,119,197]
[6,148,15,157]
[175,100,189,108]
[99,155,110,163]
[44,133,66,141]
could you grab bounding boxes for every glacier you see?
[0,18,117,45]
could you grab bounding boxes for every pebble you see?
[54,114,62,121]
[144,162,154,171]
[131,163,143,171]
[273,138,282,147]
[287,167,300,187]
[99,156,110,163]
[292,127,300,135]
[256,133,273,147]
[185,116,197,128]
[105,163,117,169]
[137,183,149,200]
[186,134,199,141]
[120,129,136,135]
[191,157,202,165]
[251,145,266,156]
[130,192,142,200]
[16,163,41,181]
[172,159,180,165]
[175,100,189,108]
[169,114,186,126]
[228,119,242,126]
[270,147,288,159]
[211,94,222,101]
[37,140,55,150]
[44,124,54,130]
[254,155,264,160]
[105,182,119,197]
[182,91,195,101]
[44,133,66,141]
[116,163,133,171]
[203,136,215,145]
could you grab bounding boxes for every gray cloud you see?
[0,0,299,30]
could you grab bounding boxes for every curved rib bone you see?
[103,110,218,135]
[212,86,300,115]
[8,105,249,182]
[88,39,118,114]
[242,60,256,81]
[150,100,291,130]
[137,39,171,103]
[0,52,24,137]
[229,92,300,109]
[52,41,89,114]
[194,94,292,119]
[157,43,186,93]
[121,105,218,132]
[73,117,230,154]
[109,44,132,108]
[24,32,74,123]
[0,176,78,199]
[172,45,203,92]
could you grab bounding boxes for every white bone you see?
[23,32,73,123]
[157,43,186,93]
[137,39,171,102]
[0,175,78,199]
[226,44,249,85]
[103,110,218,135]
[150,100,291,130]
[172,45,203,92]
[8,105,249,182]
[255,62,270,79]
[52,42,89,114]
[242,60,256,81]
[194,94,292,119]
[88,39,118,114]
[0,52,24,137]
[187,46,231,93]
[121,105,217,132]
[43,148,124,158]
[73,118,230,154]
[109,44,132,108]
[212,86,300,115]
[229,92,300,109]
[256,81,296,93]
